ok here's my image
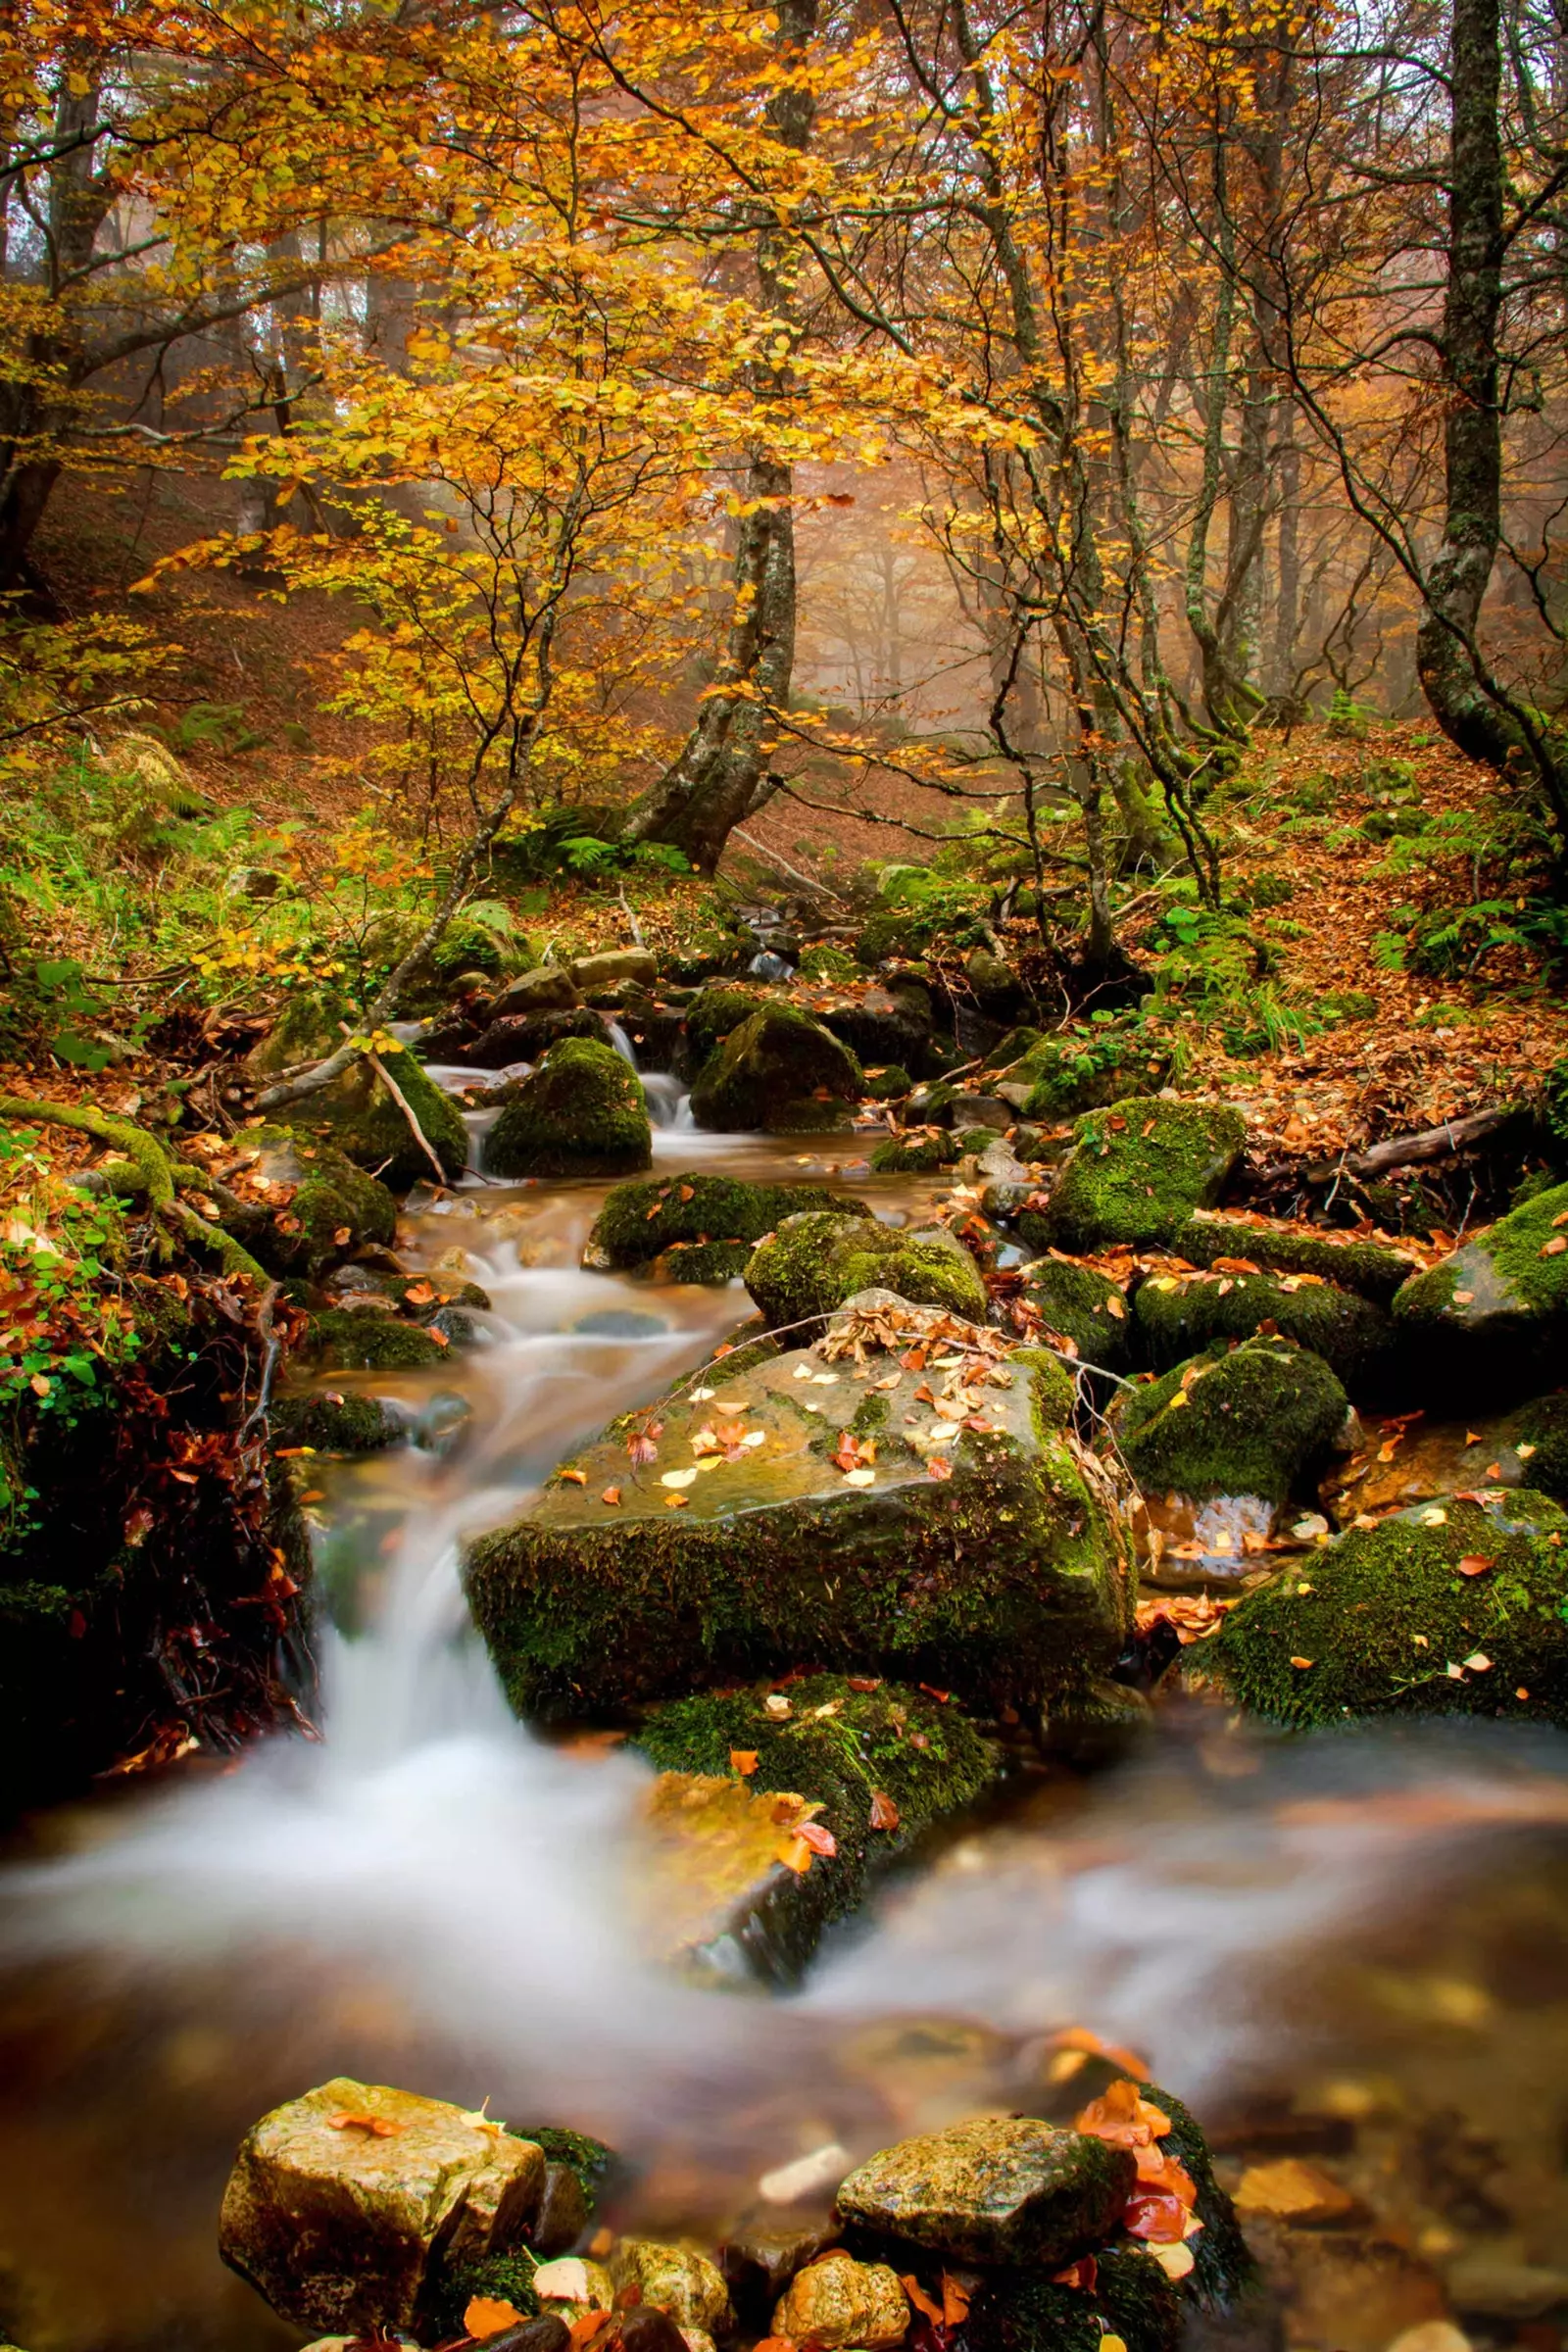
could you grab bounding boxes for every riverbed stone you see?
[570,949,659,992]
[288,1045,468,1191]
[1392,1180,1568,1404]
[231,1125,399,1281]
[305,1308,449,1372]
[681,983,773,1073]
[218,2076,545,2333]
[869,1128,961,1173]
[965,2249,1181,2352]
[463,1295,1127,1717]
[1034,1098,1247,1251]
[585,1174,867,1278]
[835,2116,1136,2267]
[1134,1267,1394,1396]
[1200,1488,1568,1728]
[1113,1336,1350,1507]
[1020,1258,1131,1374]
[773,2253,909,2348]
[465,1007,612,1068]
[610,2243,732,2331]
[1173,1212,1422,1306]
[482,1038,652,1179]
[491,966,580,1018]
[690,1004,863,1133]
[745,1212,987,1332]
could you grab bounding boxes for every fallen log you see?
[1305,1102,1520,1182]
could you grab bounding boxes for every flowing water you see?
[4,1074,1568,2349]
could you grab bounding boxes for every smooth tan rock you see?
[492,967,581,1017]
[834,2115,1135,2268]
[571,949,659,992]
[612,2240,733,2331]
[773,2252,910,2349]
[218,2077,544,2333]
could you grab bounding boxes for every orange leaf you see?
[1456,1553,1493,1576]
[847,1675,882,1691]
[797,1819,837,1856]
[1123,2188,1198,2244]
[327,2111,403,2136]
[776,1835,813,1874]
[602,1486,622,1506]
[900,2278,944,2328]
[1052,2258,1098,2290]
[404,1280,436,1305]
[1050,2024,1150,2078]
[730,1748,760,1776]
[467,2297,528,2338]
[1542,1237,1567,1257]
[942,2275,970,2327]
[559,1467,587,1486]
[927,1455,954,1481]
[570,2314,612,2349]
[869,1788,900,1831]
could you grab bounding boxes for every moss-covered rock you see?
[863,1064,914,1103]
[245,988,339,1078]
[1173,1212,1421,1306]
[1113,1337,1349,1505]
[586,1174,867,1275]
[288,1046,468,1191]
[1038,1099,1247,1251]
[463,1304,1128,1717]
[869,1129,960,1173]
[691,1004,864,1134]
[463,1006,611,1068]
[746,1213,988,1332]
[804,983,933,1073]
[835,2115,1135,2267]
[231,1127,399,1281]
[683,982,773,1072]
[1392,1181,1568,1403]
[966,2249,1180,2352]
[632,1675,999,1981]
[1134,1267,1394,1395]
[482,1038,653,1179]
[996,1026,1173,1119]
[305,1310,448,1372]
[1201,1490,1568,1727]
[271,1391,407,1454]
[1516,1393,1568,1501]
[1020,1259,1132,1374]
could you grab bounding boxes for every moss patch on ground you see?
[483,1037,653,1179]
[1201,1490,1568,1727]
[1113,1336,1348,1504]
[1040,1098,1247,1251]
[1134,1268,1394,1395]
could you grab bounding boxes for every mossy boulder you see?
[271,1391,407,1454]
[586,1174,868,1279]
[746,1212,988,1332]
[288,1046,468,1191]
[835,2115,1134,2267]
[691,1004,864,1134]
[246,988,339,1078]
[1516,1393,1568,1501]
[1020,1259,1131,1374]
[1113,1337,1349,1506]
[804,983,933,1073]
[463,1300,1128,1717]
[1201,1490,1568,1727]
[1134,1267,1394,1395]
[236,1126,398,1281]
[996,1025,1173,1119]
[870,1129,961,1173]
[863,1065,914,1103]
[1392,1180,1568,1403]
[966,2249,1180,2352]
[632,1674,999,1980]
[304,1310,449,1372]
[683,982,773,1072]
[1173,1212,1421,1306]
[1036,1099,1247,1251]
[463,1006,611,1068]
[482,1038,653,1179]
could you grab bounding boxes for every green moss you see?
[1392,1182,1568,1403]
[654,1239,752,1283]
[797,944,858,982]
[869,1129,960,1173]
[1041,1099,1247,1250]
[513,2126,616,2208]
[290,1046,468,1191]
[1399,1180,1568,1320]
[1146,2082,1252,2308]
[683,982,772,1070]
[690,1004,864,1134]
[247,988,339,1077]
[1114,1337,1348,1504]
[244,1128,398,1281]
[967,2249,1182,2352]
[1202,1490,1568,1727]
[633,1674,999,1969]
[483,1038,653,1178]
[270,1391,405,1454]
[745,1214,988,1331]
[424,2249,539,2341]
[1012,1347,1079,1430]
[587,1173,867,1271]
[305,1310,447,1371]
[863,1064,913,1102]
[1171,1214,1420,1306]
[1020,1261,1131,1374]
[1005,1026,1173,1118]
[1517,1394,1568,1501]
[979,1025,1045,1072]
[1134,1269,1394,1394]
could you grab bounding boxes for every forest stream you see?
[3,1067,1568,2351]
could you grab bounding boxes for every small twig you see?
[363,1047,448,1187]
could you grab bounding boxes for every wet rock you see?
[1173,1213,1421,1307]
[483,1039,653,1179]
[1113,1337,1349,1507]
[1393,1181,1568,1404]
[570,949,659,992]
[870,1129,961,1173]
[611,2241,731,2330]
[464,1296,1126,1717]
[531,2162,591,2256]
[1019,1258,1131,1374]
[681,983,774,1074]
[616,2309,691,2352]
[271,1389,407,1455]
[1032,1099,1247,1251]
[305,1309,449,1372]
[1445,2251,1568,2320]
[465,1007,612,1068]
[1134,1268,1394,1396]
[491,966,581,1018]
[631,1676,998,1981]
[234,1127,398,1281]
[719,2223,840,2307]
[1323,1409,1540,1519]
[586,1174,867,1277]
[1516,1390,1568,1500]
[966,2251,1183,2352]
[245,987,340,1077]
[773,2252,908,2347]
[427,1302,486,1348]
[802,983,934,1074]
[1249,2226,1446,2352]
[863,1063,914,1102]
[478,2321,574,2352]
[533,2255,615,2314]
[904,1080,962,1126]
[218,2077,543,2334]
[284,1045,468,1191]
[1200,1488,1568,1727]
[835,2115,1135,2267]
[746,1213,988,1332]
[691,1004,863,1134]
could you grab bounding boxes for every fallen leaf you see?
[1235,2158,1355,2223]
[1542,1237,1567,1258]
[730,1748,760,1776]
[601,1486,621,1506]
[467,2297,528,2338]
[1122,2187,1197,2243]
[1051,2258,1099,2290]
[661,1467,698,1489]
[1456,1554,1493,1577]
[797,1819,837,1856]
[847,1675,882,1691]
[942,2275,971,2328]
[1144,2242,1195,2280]
[869,1788,900,1831]
[901,2278,943,2328]
[1463,1650,1493,1672]
[1290,1656,1314,1670]
[328,2112,403,2136]
[569,2314,612,2350]
[1452,1288,1476,1302]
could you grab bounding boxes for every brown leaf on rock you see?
[328,2112,404,2136]
[869,1789,900,1831]
[467,2296,528,2338]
